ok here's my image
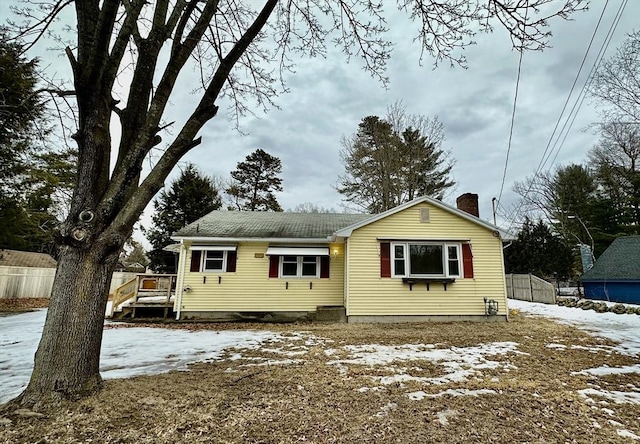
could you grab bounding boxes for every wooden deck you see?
[107,274,177,319]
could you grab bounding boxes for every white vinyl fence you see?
[506,274,556,304]
[0,267,139,299]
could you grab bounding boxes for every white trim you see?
[190,245,237,251]
[334,196,513,240]
[279,255,320,278]
[377,236,471,242]
[202,250,228,272]
[391,241,462,279]
[266,247,329,256]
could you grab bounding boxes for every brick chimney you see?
[456,193,479,217]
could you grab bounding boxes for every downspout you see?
[344,238,349,321]
[175,240,187,320]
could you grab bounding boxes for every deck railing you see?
[108,274,177,317]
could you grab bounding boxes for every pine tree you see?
[146,164,222,272]
[338,111,454,213]
[226,149,283,211]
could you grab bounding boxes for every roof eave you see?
[334,196,513,239]
[171,236,339,244]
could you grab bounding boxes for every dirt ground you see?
[1,310,639,443]
[0,298,49,312]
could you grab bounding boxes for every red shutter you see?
[380,242,391,278]
[190,250,202,272]
[268,255,279,278]
[320,256,330,278]
[462,243,474,278]
[226,250,237,272]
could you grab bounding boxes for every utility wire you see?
[547,0,627,168]
[497,47,525,205]
[501,0,617,231]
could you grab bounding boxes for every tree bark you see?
[16,243,118,407]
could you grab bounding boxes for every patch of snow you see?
[546,343,567,349]
[327,342,521,386]
[0,310,286,403]
[238,358,303,367]
[407,388,496,400]
[578,388,640,405]
[508,300,640,356]
[573,364,640,377]
[436,409,458,426]
[618,429,640,440]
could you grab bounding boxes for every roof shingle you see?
[0,250,57,268]
[173,211,371,239]
[581,236,640,281]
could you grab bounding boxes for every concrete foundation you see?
[347,314,508,323]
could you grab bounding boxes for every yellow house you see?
[171,195,512,322]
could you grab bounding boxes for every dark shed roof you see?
[581,236,640,281]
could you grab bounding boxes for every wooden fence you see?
[0,266,56,299]
[506,274,556,304]
[0,267,140,299]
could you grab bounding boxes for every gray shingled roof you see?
[173,211,371,239]
[581,236,640,281]
[0,249,57,268]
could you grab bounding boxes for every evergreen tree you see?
[338,111,454,213]
[146,164,222,272]
[504,218,574,280]
[0,37,74,253]
[226,149,283,211]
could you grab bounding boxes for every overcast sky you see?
[2,1,638,244]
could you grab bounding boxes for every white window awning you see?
[190,245,237,251]
[265,247,329,256]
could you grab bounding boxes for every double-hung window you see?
[280,255,319,278]
[203,250,226,272]
[391,242,462,278]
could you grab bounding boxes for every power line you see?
[497,47,525,205]
[546,0,628,168]
[501,0,621,231]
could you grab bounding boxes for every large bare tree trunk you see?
[17,243,119,406]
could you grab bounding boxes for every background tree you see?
[588,122,640,231]
[504,218,574,281]
[119,239,150,269]
[0,37,77,254]
[3,0,586,406]
[146,164,222,273]
[338,107,454,213]
[226,149,283,212]
[289,202,337,213]
[513,163,623,257]
[588,31,639,124]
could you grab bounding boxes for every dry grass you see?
[0,298,49,312]
[1,312,639,443]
